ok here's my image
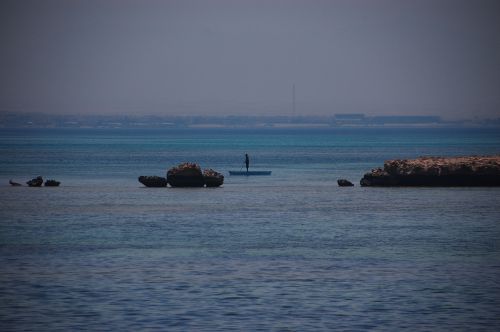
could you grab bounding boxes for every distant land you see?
[1,111,499,129]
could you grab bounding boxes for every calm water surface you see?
[1,128,500,331]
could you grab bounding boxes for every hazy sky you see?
[1,0,499,118]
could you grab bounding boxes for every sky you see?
[1,0,499,119]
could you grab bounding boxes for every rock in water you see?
[337,179,354,187]
[138,175,167,187]
[27,176,43,187]
[167,163,205,187]
[203,169,224,187]
[44,179,61,186]
[360,156,500,186]
[9,179,22,186]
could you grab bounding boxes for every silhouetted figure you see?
[245,154,249,172]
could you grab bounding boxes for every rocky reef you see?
[337,179,354,187]
[138,175,168,187]
[15,176,60,187]
[26,176,43,187]
[360,156,500,186]
[167,163,206,187]
[44,179,61,187]
[9,179,22,186]
[203,169,224,187]
[166,163,224,187]
[138,163,224,188]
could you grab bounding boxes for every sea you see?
[1,127,500,331]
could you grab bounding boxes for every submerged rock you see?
[26,176,43,187]
[203,169,224,187]
[360,156,500,186]
[9,179,22,186]
[138,175,167,187]
[337,179,354,187]
[167,163,205,187]
[44,179,61,187]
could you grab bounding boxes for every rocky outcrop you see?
[138,175,167,187]
[26,176,43,187]
[166,163,224,187]
[337,179,354,187]
[360,156,500,186]
[44,179,61,187]
[167,163,205,187]
[203,169,224,187]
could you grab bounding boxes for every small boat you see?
[229,170,272,176]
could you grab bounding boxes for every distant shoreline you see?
[1,112,499,129]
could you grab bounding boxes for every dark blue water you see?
[1,128,500,331]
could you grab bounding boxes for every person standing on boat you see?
[245,153,250,172]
